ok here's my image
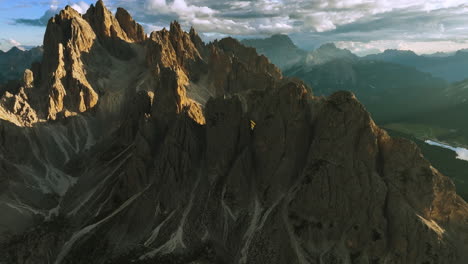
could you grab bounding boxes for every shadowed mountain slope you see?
[0,2,467,264]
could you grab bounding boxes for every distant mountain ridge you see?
[363,49,468,82]
[1,2,467,263]
[243,34,468,122]
[0,46,43,86]
[243,34,468,82]
[284,58,450,122]
[304,43,358,65]
[241,34,307,69]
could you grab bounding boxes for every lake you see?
[425,140,468,161]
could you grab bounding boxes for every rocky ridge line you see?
[0,1,466,264]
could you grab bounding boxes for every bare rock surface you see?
[0,2,466,264]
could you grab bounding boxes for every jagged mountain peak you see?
[169,20,183,33]
[0,2,467,264]
[1,2,153,123]
[83,0,144,42]
[115,7,146,42]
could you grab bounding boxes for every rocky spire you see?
[38,3,99,120]
[83,0,145,43]
[0,5,466,264]
[115,7,146,42]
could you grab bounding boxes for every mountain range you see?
[242,36,468,83]
[243,35,468,131]
[363,49,468,82]
[0,1,467,263]
[244,34,468,204]
[281,44,451,123]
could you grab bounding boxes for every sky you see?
[2,0,468,55]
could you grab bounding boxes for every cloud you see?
[0,39,25,52]
[110,0,468,39]
[70,1,90,14]
[9,0,468,54]
[13,1,89,27]
[14,6,59,27]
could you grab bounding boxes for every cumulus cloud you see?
[10,0,468,54]
[70,1,90,14]
[108,0,468,50]
[14,6,59,27]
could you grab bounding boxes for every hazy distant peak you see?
[242,34,297,48]
[317,42,337,50]
[269,34,295,43]
[305,42,357,65]
[383,49,414,54]
[381,49,418,56]
[240,34,306,69]
[454,49,468,56]
[422,51,454,57]
[6,46,25,53]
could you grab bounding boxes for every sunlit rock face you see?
[0,1,467,264]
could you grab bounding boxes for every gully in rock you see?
[0,1,467,264]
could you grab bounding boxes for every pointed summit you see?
[83,1,145,42]
[169,21,183,36]
[115,7,146,42]
[84,0,116,39]
[189,26,199,41]
[189,26,204,52]
[84,0,126,41]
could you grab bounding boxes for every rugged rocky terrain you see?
[0,1,467,263]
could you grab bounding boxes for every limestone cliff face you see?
[83,0,140,42]
[115,7,146,42]
[0,0,148,123]
[0,2,467,264]
[40,5,98,120]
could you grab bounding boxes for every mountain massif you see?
[0,1,467,263]
[244,35,468,199]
